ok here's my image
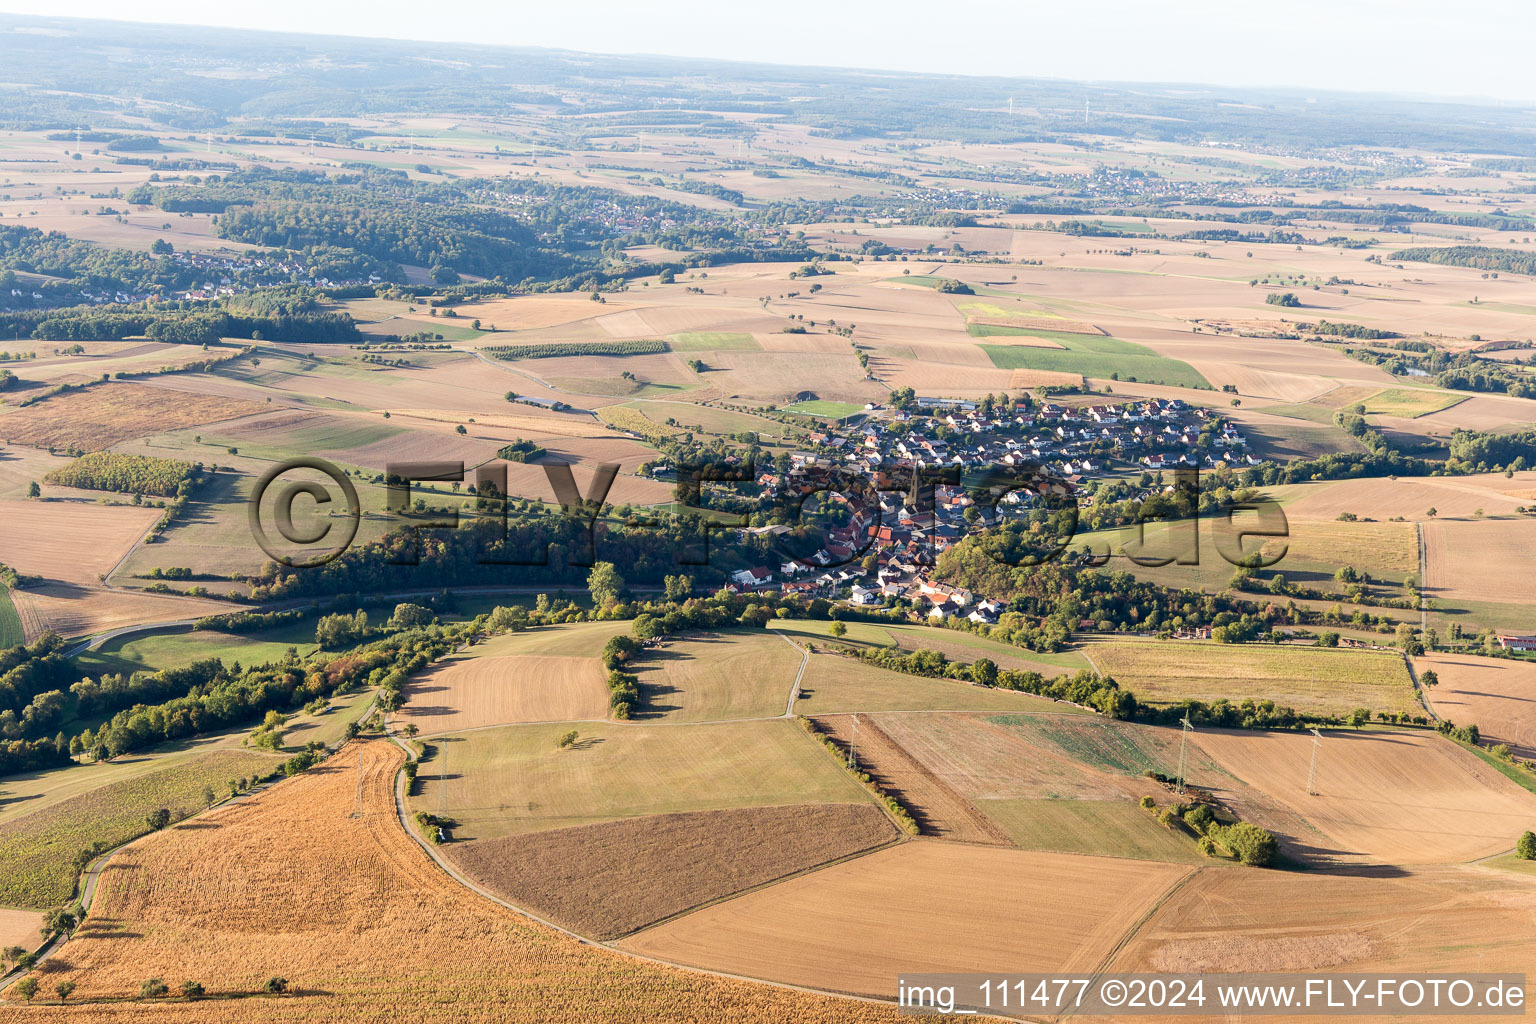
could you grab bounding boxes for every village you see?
[717,393,1256,623]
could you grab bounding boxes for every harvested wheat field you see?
[633,631,801,722]
[1284,475,1533,521]
[1419,653,1536,758]
[0,501,159,584]
[812,714,1009,844]
[1193,728,1536,865]
[443,803,897,940]
[623,842,1190,999]
[25,741,904,1022]
[1086,641,1418,718]
[1102,864,1536,1024]
[397,654,610,733]
[10,583,226,643]
[0,909,43,954]
[1423,517,1536,607]
[0,383,267,451]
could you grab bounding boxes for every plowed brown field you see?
[443,803,896,939]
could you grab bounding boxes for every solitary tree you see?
[586,562,625,608]
[13,977,37,1002]
[1518,831,1536,861]
[26,481,39,499]
[55,980,75,1001]
[829,621,848,638]
[557,730,579,749]
[145,808,171,831]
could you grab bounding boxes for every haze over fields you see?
[0,12,1533,1022]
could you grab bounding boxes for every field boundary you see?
[380,727,901,1011]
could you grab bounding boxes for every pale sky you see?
[2,0,1534,104]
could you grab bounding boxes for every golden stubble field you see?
[1419,652,1536,757]
[24,741,906,1022]
[623,841,1191,999]
[397,654,611,733]
[1192,728,1536,865]
[0,499,224,640]
[1097,862,1536,1024]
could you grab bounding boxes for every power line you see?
[1306,727,1324,796]
[1176,714,1193,794]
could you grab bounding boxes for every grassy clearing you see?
[0,748,282,908]
[794,655,1085,714]
[978,332,1209,388]
[978,798,1204,863]
[769,619,895,646]
[1087,641,1418,717]
[0,587,22,648]
[669,332,762,352]
[75,622,320,678]
[1360,388,1467,418]
[416,719,872,839]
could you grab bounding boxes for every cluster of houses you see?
[719,396,1253,618]
[4,249,387,311]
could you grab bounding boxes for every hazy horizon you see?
[2,1,1534,107]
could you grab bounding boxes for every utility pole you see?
[1177,715,1193,794]
[1306,728,1324,796]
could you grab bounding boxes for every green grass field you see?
[784,400,864,419]
[0,587,22,648]
[978,798,1203,863]
[977,331,1209,388]
[1086,641,1418,717]
[1360,388,1467,418]
[75,622,320,678]
[668,332,762,352]
[794,655,1084,714]
[0,748,283,908]
[769,619,895,646]
[632,631,801,722]
[414,719,871,839]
